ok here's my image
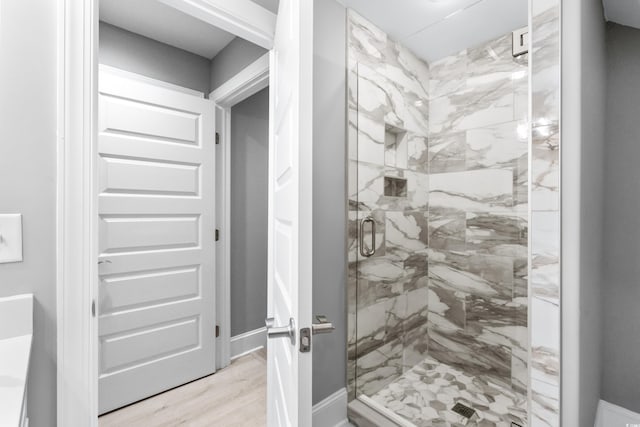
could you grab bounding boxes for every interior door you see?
[97,69,216,414]
[266,0,314,425]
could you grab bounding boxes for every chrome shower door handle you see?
[359,216,376,257]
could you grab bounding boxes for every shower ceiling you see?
[336,0,528,62]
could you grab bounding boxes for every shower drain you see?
[451,402,476,419]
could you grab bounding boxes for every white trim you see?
[214,104,231,370]
[209,53,270,107]
[157,0,276,49]
[595,400,640,427]
[98,64,205,98]
[210,54,270,370]
[58,1,275,425]
[312,388,350,427]
[57,0,99,426]
[357,395,415,427]
[230,327,267,360]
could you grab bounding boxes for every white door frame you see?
[209,53,270,369]
[56,1,275,425]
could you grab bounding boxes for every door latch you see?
[311,315,335,335]
[300,315,335,353]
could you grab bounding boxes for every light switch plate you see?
[0,214,23,263]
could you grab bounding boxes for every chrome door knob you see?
[265,317,296,344]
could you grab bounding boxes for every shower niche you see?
[345,2,548,424]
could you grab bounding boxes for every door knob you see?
[312,315,335,335]
[265,317,296,344]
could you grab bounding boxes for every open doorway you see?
[95,0,270,424]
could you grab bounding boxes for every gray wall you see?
[312,0,347,405]
[99,22,212,93]
[561,0,606,425]
[602,22,640,413]
[230,88,269,336]
[0,0,58,426]
[207,0,278,92]
[578,0,606,423]
[209,37,268,92]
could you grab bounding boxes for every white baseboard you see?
[313,388,351,427]
[595,400,640,427]
[230,327,266,360]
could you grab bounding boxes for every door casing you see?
[209,52,270,370]
[56,1,276,426]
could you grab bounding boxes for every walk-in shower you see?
[346,1,562,425]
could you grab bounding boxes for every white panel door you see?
[266,0,314,426]
[97,70,215,414]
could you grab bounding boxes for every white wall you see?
[0,1,58,425]
[229,88,269,336]
[99,22,212,93]
[595,400,640,427]
[561,0,607,425]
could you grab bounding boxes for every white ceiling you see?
[603,0,640,30]
[337,0,528,63]
[99,0,237,59]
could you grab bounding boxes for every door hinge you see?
[91,300,96,317]
[215,229,220,241]
[215,325,220,338]
[215,132,220,145]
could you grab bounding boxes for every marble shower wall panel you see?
[532,4,561,212]
[347,9,431,399]
[531,0,561,425]
[426,31,529,400]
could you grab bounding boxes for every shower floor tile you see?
[369,355,527,427]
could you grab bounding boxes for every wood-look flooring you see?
[99,349,267,427]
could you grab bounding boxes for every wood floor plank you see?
[99,351,267,427]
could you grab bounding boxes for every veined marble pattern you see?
[345,7,550,427]
[370,355,527,427]
[530,1,561,426]
[348,9,432,401]
[424,32,530,413]
[531,4,560,212]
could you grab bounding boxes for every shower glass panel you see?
[347,6,530,426]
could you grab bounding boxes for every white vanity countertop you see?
[0,335,31,426]
[0,294,33,427]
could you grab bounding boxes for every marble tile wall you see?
[530,0,562,425]
[347,10,431,400]
[347,7,533,409]
[347,5,563,424]
[426,33,530,406]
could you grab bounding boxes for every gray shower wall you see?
[347,10,530,402]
